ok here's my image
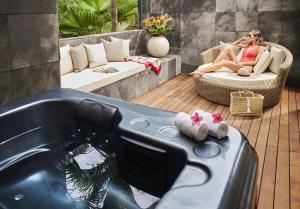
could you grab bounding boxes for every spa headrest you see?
[76,99,118,132]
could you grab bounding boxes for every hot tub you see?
[0,89,258,209]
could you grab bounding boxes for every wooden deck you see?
[133,74,300,209]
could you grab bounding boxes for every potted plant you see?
[143,14,173,57]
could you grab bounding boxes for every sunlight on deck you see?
[133,74,300,209]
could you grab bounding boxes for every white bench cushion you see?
[61,62,146,92]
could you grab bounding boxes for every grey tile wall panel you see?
[216,12,236,32]
[11,62,60,100]
[8,14,59,69]
[0,0,7,14]
[7,0,57,14]
[0,15,9,72]
[0,71,12,105]
[216,0,236,12]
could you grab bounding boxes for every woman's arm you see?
[239,47,264,66]
[233,37,248,46]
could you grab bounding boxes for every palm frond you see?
[79,0,111,13]
[117,0,138,22]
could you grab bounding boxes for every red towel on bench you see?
[124,56,161,75]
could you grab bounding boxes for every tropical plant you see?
[143,14,173,37]
[58,0,139,38]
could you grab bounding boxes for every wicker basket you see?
[230,90,264,116]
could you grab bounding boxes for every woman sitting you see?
[191,30,264,77]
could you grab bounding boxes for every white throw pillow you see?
[59,44,73,75]
[253,50,273,74]
[110,36,131,57]
[101,39,125,62]
[84,43,108,68]
[220,41,240,54]
[269,46,285,74]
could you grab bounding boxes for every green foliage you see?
[146,26,171,37]
[58,0,139,38]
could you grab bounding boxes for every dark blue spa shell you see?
[0,89,258,209]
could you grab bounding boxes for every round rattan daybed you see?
[194,42,293,108]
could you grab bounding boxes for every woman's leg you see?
[192,60,239,74]
[214,48,237,63]
[227,48,238,62]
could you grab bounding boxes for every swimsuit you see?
[240,46,260,62]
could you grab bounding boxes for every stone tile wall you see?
[0,0,60,105]
[142,0,300,86]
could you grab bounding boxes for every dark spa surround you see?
[0,89,258,209]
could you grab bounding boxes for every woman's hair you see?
[249,30,264,45]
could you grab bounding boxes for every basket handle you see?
[238,90,254,97]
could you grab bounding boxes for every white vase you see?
[147,36,170,58]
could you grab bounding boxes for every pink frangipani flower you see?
[212,113,223,123]
[191,112,203,126]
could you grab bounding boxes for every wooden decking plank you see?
[136,75,189,106]
[255,108,273,199]
[149,77,194,108]
[257,99,282,209]
[206,103,219,114]
[274,89,290,209]
[173,93,200,113]
[158,87,196,111]
[213,105,225,115]
[133,74,186,104]
[167,88,198,112]
[247,116,263,147]
[290,152,300,209]
[296,91,300,131]
[267,102,281,147]
[188,99,211,115]
[239,116,253,136]
[232,116,244,130]
[180,96,203,114]
[257,145,277,209]
[288,88,300,152]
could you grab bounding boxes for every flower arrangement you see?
[143,14,173,37]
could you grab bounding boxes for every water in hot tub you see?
[65,144,159,209]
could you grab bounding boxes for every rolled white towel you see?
[175,112,208,141]
[193,110,229,139]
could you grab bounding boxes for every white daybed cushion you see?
[110,36,130,57]
[269,46,285,74]
[197,63,276,88]
[253,50,272,74]
[59,44,73,75]
[84,43,108,68]
[61,61,146,92]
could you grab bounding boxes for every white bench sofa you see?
[61,61,145,92]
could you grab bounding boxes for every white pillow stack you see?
[110,36,131,57]
[84,43,108,68]
[59,37,133,74]
[269,46,285,74]
[253,50,273,74]
[101,39,126,62]
[59,44,73,75]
